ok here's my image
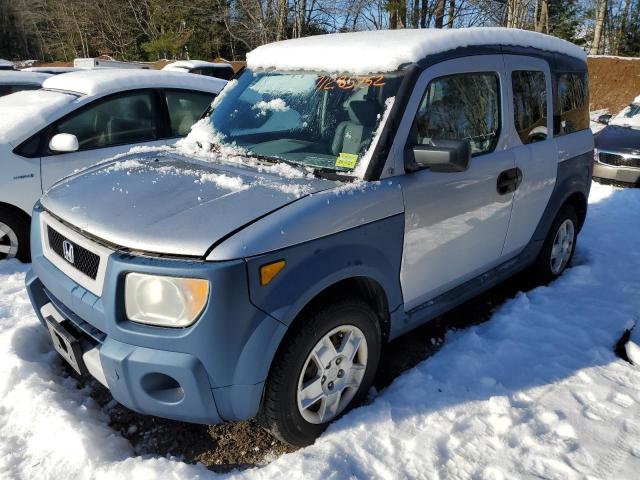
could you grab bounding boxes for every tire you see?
[0,209,30,262]
[531,203,578,283]
[259,297,382,447]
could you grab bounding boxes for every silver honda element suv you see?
[26,28,593,446]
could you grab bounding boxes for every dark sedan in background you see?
[594,96,640,186]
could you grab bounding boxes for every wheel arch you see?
[564,191,587,230]
[0,201,32,223]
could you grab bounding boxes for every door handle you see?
[497,167,523,195]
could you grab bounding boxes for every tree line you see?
[0,0,638,62]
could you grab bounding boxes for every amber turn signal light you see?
[260,260,286,286]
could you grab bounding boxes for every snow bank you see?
[2,182,640,479]
[247,28,586,74]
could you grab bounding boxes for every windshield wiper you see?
[250,154,355,182]
[252,154,315,175]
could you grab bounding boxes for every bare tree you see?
[591,0,607,54]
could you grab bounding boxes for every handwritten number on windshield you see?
[316,75,385,91]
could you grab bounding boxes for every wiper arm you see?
[250,154,355,182]
[251,154,314,176]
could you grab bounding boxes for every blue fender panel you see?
[213,383,265,421]
[245,214,405,327]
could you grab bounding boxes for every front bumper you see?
[593,162,640,186]
[26,208,288,424]
[29,273,222,423]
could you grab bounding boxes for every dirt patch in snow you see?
[588,56,640,113]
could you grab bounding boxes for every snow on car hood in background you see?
[0,89,76,144]
[609,95,640,130]
[40,151,336,257]
[1,182,640,479]
[246,28,586,74]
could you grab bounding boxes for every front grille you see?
[599,152,640,168]
[47,226,100,280]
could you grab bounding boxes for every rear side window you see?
[52,91,159,151]
[512,71,547,144]
[413,73,500,155]
[164,90,215,137]
[557,73,588,134]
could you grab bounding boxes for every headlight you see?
[125,273,209,328]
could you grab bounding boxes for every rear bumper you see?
[593,162,640,186]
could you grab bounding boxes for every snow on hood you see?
[609,95,640,129]
[41,152,335,257]
[247,28,587,74]
[0,89,76,144]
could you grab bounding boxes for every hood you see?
[41,151,337,257]
[595,125,640,155]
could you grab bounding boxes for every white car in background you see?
[162,60,235,80]
[0,59,14,70]
[0,70,51,97]
[0,69,226,261]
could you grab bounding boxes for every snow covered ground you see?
[1,181,639,479]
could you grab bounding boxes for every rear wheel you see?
[532,204,578,283]
[259,297,381,447]
[0,210,30,262]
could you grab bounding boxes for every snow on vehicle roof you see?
[247,27,587,74]
[0,70,51,85]
[22,66,79,74]
[163,60,232,70]
[0,89,76,143]
[42,68,227,97]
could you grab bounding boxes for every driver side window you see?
[51,90,159,152]
[413,73,500,156]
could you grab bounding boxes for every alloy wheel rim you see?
[0,222,18,260]
[297,325,368,424]
[550,218,575,275]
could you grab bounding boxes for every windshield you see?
[610,98,640,129]
[206,69,403,173]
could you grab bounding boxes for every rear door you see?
[501,56,557,256]
[162,89,216,137]
[40,89,166,190]
[396,56,517,311]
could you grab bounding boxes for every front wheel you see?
[259,298,381,447]
[532,204,578,283]
[0,210,30,262]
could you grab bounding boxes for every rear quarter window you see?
[511,70,548,145]
[556,73,589,135]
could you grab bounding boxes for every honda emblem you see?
[62,240,74,264]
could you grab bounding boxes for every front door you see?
[40,90,164,190]
[397,56,516,311]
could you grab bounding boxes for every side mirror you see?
[407,139,471,173]
[49,133,79,153]
[597,114,612,125]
